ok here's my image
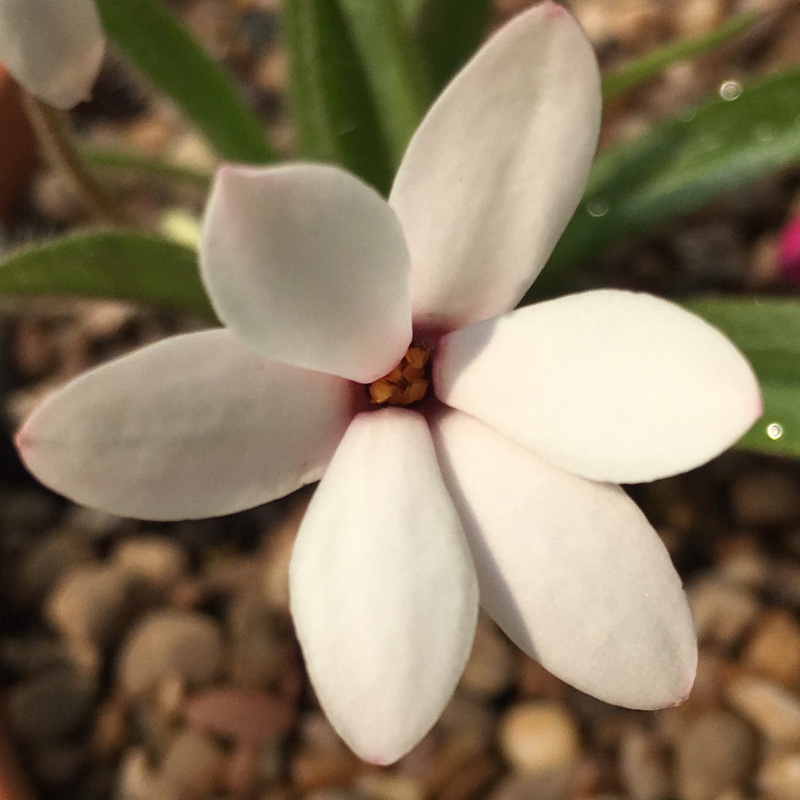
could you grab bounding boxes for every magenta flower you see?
[16,3,761,764]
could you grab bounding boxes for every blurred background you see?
[1,1,800,799]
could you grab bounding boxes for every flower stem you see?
[22,93,129,226]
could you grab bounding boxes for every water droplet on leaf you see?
[719,80,742,101]
[755,123,775,142]
[767,422,783,441]
[586,199,609,218]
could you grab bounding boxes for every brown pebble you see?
[357,773,424,800]
[516,655,569,700]
[618,727,671,800]
[90,697,128,758]
[154,729,226,800]
[116,747,158,800]
[682,650,734,712]
[730,470,800,526]
[291,748,361,793]
[113,537,187,590]
[260,504,304,613]
[498,702,580,776]
[18,530,92,603]
[714,534,770,590]
[488,773,575,800]
[688,577,759,648]
[460,617,514,698]
[117,610,223,699]
[758,750,800,800]
[225,741,260,798]
[437,694,495,753]
[675,710,758,800]
[743,609,800,689]
[45,564,132,670]
[184,687,295,742]
[726,675,800,744]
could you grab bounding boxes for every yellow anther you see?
[368,345,432,406]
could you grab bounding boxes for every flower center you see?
[368,345,431,406]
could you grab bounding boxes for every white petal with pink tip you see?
[201,163,413,383]
[390,2,601,332]
[0,0,104,108]
[17,330,355,520]
[290,409,478,763]
[435,290,762,484]
[431,409,697,709]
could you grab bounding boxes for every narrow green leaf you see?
[0,233,217,322]
[96,0,275,164]
[396,0,425,23]
[686,298,800,459]
[83,148,212,191]
[414,0,492,91]
[603,12,760,101]
[535,69,800,296]
[337,0,431,164]
[284,0,394,193]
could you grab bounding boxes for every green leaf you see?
[284,0,394,193]
[535,68,800,296]
[414,0,492,92]
[96,0,275,164]
[0,233,217,322]
[396,0,425,23]
[337,0,431,164]
[83,148,211,191]
[603,12,760,101]
[686,298,800,458]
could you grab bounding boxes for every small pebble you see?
[34,742,87,787]
[225,741,260,797]
[113,537,187,590]
[228,593,289,689]
[498,702,581,776]
[183,687,295,742]
[260,505,304,613]
[18,530,93,603]
[758,750,800,800]
[7,667,97,742]
[357,773,424,800]
[460,617,514,698]
[115,747,158,800]
[688,577,759,648]
[743,608,800,689]
[488,773,574,800]
[675,710,758,800]
[438,694,495,752]
[153,729,226,800]
[46,564,132,670]
[618,727,670,800]
[726,674,800,744]
[730,470,800,526]
[117,609,224,699]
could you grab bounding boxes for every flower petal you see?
[16,330,355,521]
[431,408,697,709]
[435,290,762,483]
[390,2,600,332]
[201,164,413,383]
[290,408,478,764]
[0,0,104,108]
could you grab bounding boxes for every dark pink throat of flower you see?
[368,345,431,407]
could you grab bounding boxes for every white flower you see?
[0,0,104,108]
[16,3,761,764]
